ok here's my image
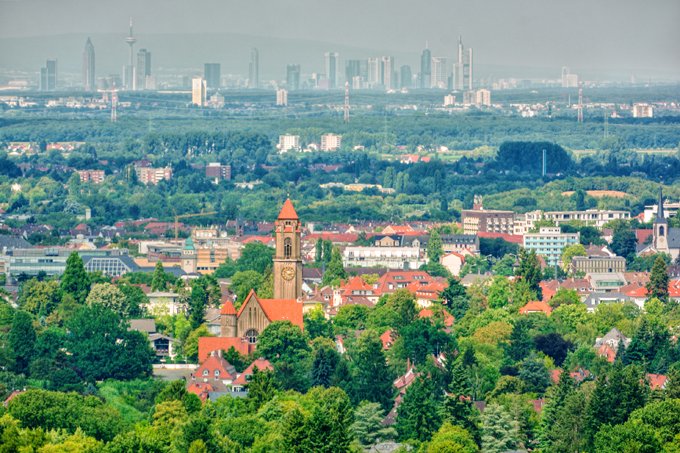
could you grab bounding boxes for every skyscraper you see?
[136,49,151,90]
[420,46,431,88]
[400,65,412,89]
[431,57,449,89]
[324,52,339,89]
[40,59,57,91]
[204,63,221,89]
[454,36,473,91]
[345,60,367,89]
[249,48,259,89]
[381,56,395,90]
[367,57,381,88]
[286,64,300,90]
[192,77,207,106]
[124,18,137,90]
[82,38,95,91]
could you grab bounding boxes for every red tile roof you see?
[220,300,237,315]
[519,300,553,315]
[380,329,395,350]
[597,344,617,363]
[198,337,253,362]
[647,373,668,390]
[277,199,299,220]
[304,233,359,243]
[240,236,274,245]
[237,290,304,329]
[635,229,654,245]
[232,358,273,386]
[186,382,214,402]
[419,308,455,327]
[194,354,237,381]
[477,232,523,244]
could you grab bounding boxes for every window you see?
[660,226,665,237]
[246,329,258,344]
[214,370,220,377]
[284,238,292,258]
[203,369,209,376]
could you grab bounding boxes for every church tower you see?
[273,199,303,299]
[654,186,669,252]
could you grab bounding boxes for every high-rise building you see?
[345,60,367,89]
[249,48,259,89]
[192,77,207,106]
[367,57,381,88]
[82,38,95,91]
[320,133,342,151]
[420,47,432,88]
[400,65,412,89]
[286,64,300,90]
[324,52,339,89]
[454,36,473,91]
[474,89,491,107]
[136,49,151,90]
[561,67,579,88]
[204,63,221,89]
[381,56,395,90]
[124,18,137,90]
[431,57,449,89]
[40,59,57,91]
[276,88,288,106]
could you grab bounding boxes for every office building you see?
[320,133,342,151]
[345,60,366,89]
[633,103,653,118]
[381,56,395,90]
[192,77,207,106]
[205,163,232,183]
[277,135,300,153]
[82,38,95,91]
[276,88,288,106]
[135,166,173,185]
[454,36,473,91]
[420,47,431,88]
[136,49,151,90]
[204,63,221,89]
[286,64,300,90]
[523,227,580,266]
[324,52,339,89]
[249,48,259,89]
[462,207,515,235]
[475,89,491,106]
[430,57,449,89]
[40,59,57,91]
[444,94,456,106]
[561,67,579,88]
[400,65,412,89]
[367,57,381,88]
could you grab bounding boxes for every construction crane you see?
[174,211,217,240]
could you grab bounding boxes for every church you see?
[198,199,305,361]
[641,187,680,261]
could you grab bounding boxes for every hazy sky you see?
[1,0,679,78]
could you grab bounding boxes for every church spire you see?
[657,185,667,222]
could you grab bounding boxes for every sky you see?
[1,0,679,80]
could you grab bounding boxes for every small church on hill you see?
[640,187,680,262]
[198,199,305,360]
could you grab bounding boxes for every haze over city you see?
[1,0,679,81]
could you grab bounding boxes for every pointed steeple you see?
[656,185,667,223]
[277,198,299,220]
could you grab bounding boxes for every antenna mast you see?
[577,82,583,124]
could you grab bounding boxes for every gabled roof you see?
[419,308,455,327]
[277,199,299,220]
[237,290,303,329]
[519,300,552,315]
[647,373,668,390]
[232,358,273,386]
[198,337,253,362]
[194,353,237,381]
[220,300,237,315]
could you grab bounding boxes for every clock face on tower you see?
[281,266,295,281]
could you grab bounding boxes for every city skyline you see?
[0,0,678,82]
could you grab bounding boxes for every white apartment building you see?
[342,246,426,270]
[276,88,288,106]
[523,227,580,267]
[632,103,653,118]
[277,134,301,153]
[520,209,630,233]
[320,133,342,151]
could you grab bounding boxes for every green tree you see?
[507,317,533,362]
[304,306,333,339]
[188,282,208,329]
[548,287,580,308]
[440,277,469,319]
[427,229,444,263]
[348,330,394,410]
[545,390,587,452]
[8,311,36,375]
[611,222,637,262]
[322,247,347,285]
[60,252,91,304]
[646,255,670,302]
[515,248,542,298]
[151,261,167,291]
[481,403,521,453]
[310,338,340,388]
[246,368,277,409]
[396,375,443,442]
[315,238,323,263]
[427,423,479,453]
[230,270,265,304]
[237,242,274,274]
[257,320,310,362]
[302,387,354,453]
[18,279,61,318]
[561,243,586,270]
[351,401,397,446]
[487,276,511,309]
[518,354,551,394]
[85,283,129,318]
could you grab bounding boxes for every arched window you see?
[284,237,292,258]
[245,329,258,344]
[214,370,220,377]
[660,226,665,237]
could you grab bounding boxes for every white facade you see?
[276,88,288,106]
[320,133,342,151]
[523,227,580,266]
[430,57,449,89]
[277,134,301,153]
[632,103,653,118]
[443,94,456,107]
[520,209,631,233]
[342,246,425,270]
[191,77,206,106]
[475,89,491,107]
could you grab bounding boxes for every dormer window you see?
[202,369,209,376]
[214,370,220,377]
